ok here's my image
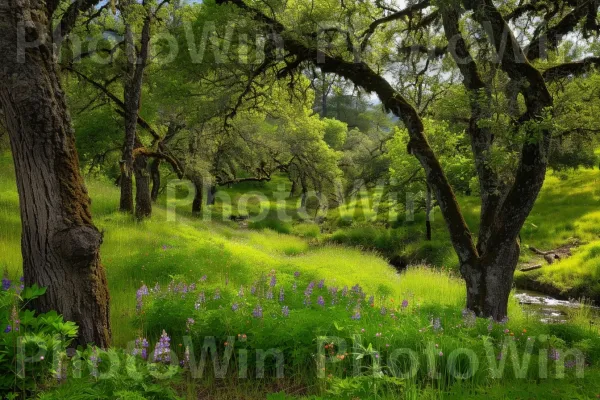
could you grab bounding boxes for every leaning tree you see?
[0,0,110,345]
[217,0,600,319]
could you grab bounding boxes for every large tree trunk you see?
[192,179,203,215]
[119,161,134,212]
[150,158,161,202]
[0,2,111,346]
[134,152,152,219]
[462,240,520,319]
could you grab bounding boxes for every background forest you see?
[2,0,600,398]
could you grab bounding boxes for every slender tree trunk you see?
[425,184,433,241]
[134,151,152,219]
[119,160,134,212]
[0,2,110,346]
[192,179,203,215]
[207,185,217,205]
[150,158,161,202]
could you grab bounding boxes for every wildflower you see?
[133,337,149,359]
[10,306,19,332]
[549,348,561,361]
[375,332,382,338]
[238,286,245,297]
[504,329,510,334]
[2,275,12,290]
[136,284,149,312]
[318,296,325,306]
[189,283,196,291]
[565,360,578,369]
[213,289,221,300]
[200,275,207,282]
[401,299,409,309]
[153,330,172,363]
[292,281,297,291]
[305,282,315,296]
[341,286,348,297]
[195,292,205,310]
[282,306,290,317]
[500,316,509,325]
[90,347,100,378]
[461,309,476,328]
[232,303,239,312]
[303,296,312,307]
[368,295,375,307]
[4,325,11,333]
[432,317,443,332]
[279,287,285,302]
[351,310,361,320]
[266,289,274,300]
[438,351,443,357]
[270,275,277,288]
[252,305,263,319]
[183,346,191,368]
[186,318,195,332]
[251,285,257,295]
[317,279,325,289]
[380,306,387,316]
[294,271,300,278]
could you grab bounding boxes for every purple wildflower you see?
[186,318,195,332]
[368,295,375,307]
[304,283,314,297]
[317,279,325,289]
[238,286,245,297]
[266,289,274,300]
[213,288,221,300]
[279,288,285,302]
[432,317,443,332]
[195,292,205,310]
[90,347,100,378]
[232,303,239,312]
[252,305,263,319]
[251,285,257,295]
[380,306,387,316]
[200,275,207,282]
[462,309,476,328]
[136,284,149,312]
[401,299,409,308]
[282,305,290,317]
[294,271,300,278]
[270,275,277,288]
[133,337,149,359]
[153,330,171,363]
[549,348,561,361]
[4,325,11,333]
[318,296,325,306]
[2,276,11,291]
[351,310,361,320]
[342,286,348,297]
[189,283,196,291]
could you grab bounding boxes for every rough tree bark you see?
[192,178,204,215]
[425,184,433,241]
[0,0,110,346]
[150,158,161,202]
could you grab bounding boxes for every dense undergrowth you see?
[2,153,600,399]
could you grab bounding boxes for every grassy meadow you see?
[3,152,600,398]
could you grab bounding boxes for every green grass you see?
[3,153,600,399]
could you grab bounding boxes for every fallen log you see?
[520,264,543,272]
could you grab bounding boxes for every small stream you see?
[514,289,600,323]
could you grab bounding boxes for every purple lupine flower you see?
[213,289,221,300]
[251,285,257,295]
[252,305,263,319]
[368,295,375,307]
[282,306,290,317]
[153,330,171,363]
[183,346,191,368]
[152,282,161,293]
[351,310,361,320]
[136,284,149,312]
[294,271,300,278]
[303,296,312,307]
[329,287,338,305]
[17,276,24,294]
[304,283,314,297]
[232,303,239,312]
[342,286,348,297]
[351,284,363,296]
[90,347,100,378]
[318,296,325,306]
[4,325,11,333]
[317,279,325,289]
[189,283,196,291]
[401,299,409,308]
[549,348,561,361]
[133,337,149,359]
[565,360,577,369]
[266,289,274,300]
[186,318,195,332]
[2,275,11,291]
[270,275,277,288]
[195,292,205,310]
[200,275,207,282]
[380,306,387,316]
[238,286,245,297]
[432,317,443,332]
[462,309,476,328]
[500,316,509,325]
[279,288,285,302]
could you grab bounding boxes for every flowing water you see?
[514,289,599,323]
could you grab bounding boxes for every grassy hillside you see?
[3,153,600,399]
